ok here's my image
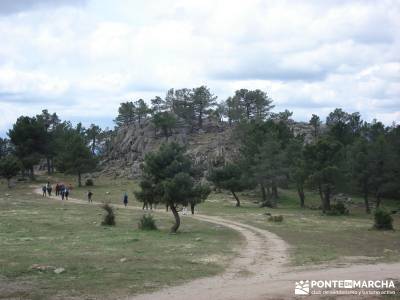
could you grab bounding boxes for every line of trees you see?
[0,110,102,187]
[208,107,400,213]
[113,86,274,137]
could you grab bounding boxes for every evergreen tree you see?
[0,138,11,158]
[150,96,166,113]
[309,114,321,139]
[55,126,97,187]
[0,155,21,188]
[8,116,47,178]
[192,85,217,128]
[225,96,243,125]
[208,163,251,207]
[152,112,177,139]
[287,137,308,208]
[304,138,345,213]
[36,109,60,174]
[85,124,102,155]
[135,99,150,127]
[136,142,209,232]
[114,102,136,126]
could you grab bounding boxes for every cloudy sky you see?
[0,0,399,136]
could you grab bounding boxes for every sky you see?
[0,0,399,136]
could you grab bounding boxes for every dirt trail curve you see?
[33,188,400,300]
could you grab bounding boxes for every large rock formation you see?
[100,118,315,178]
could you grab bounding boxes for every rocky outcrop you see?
[100,118,315,178]
[100,118,237,178]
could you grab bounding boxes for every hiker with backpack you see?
[46,182,52,196]
[87,191,93,203]
[123,193,128,207]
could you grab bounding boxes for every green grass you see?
[39,173,400,267]
[0,179,241,299]
[202,189,400,266]
[2,173,399,298]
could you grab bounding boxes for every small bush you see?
[326,201,349,216]
[374,209,393,230]
[138,214,158,230]
[85,179,94,186]
[101,203,115,226]
[268,215,283,222]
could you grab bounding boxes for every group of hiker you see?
[41,182,53,196]
[42,182,129,207]
[41,182,70,200]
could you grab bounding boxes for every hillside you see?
[100,118,315,178]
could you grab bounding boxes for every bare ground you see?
[33,188,400,300]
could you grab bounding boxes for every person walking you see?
[42,185,47,197]
[123,193,128,207]
[65,188,69,200]
[87,191,93,203]
[55,183,60,196]
[60,186,65,200]
[46,182,52,196]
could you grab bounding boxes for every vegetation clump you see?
[373,209,393,230]
[85,178,94,186]
[101,203,115,226]
[268,215,283,222]
[325,201,349,216]
[138,214,158,231]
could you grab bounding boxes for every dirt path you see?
[34,188,400,300]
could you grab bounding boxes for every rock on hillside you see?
[100,118,238,178]
[100,118,315,179]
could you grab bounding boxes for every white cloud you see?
[0,0,399,136]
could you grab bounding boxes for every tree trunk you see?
[190,203,195,215]
[297,185,305,208]
[318,184,324,202]
[363,182,371,213]
[272,184,279,199]
[198,109,203,129]
[51,158,55,173]
[260,184,266,202]
[30,167,35,180]
[46,157,51,175]
[170,205,181,233]
[364,192,371,214]
[78,172,82,187]
[323,187,331,213]
[231,190,240,207]
[375,191,382,209]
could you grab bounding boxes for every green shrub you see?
[85,179,94,186]
[268,215,283,222]
[101,203,115,226]
[374,209,393,230]
[326,201,349,216]
[138,214,158,230]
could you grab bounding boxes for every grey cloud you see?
[0,0,87,15]
[0,93,79,105]
[213,64,328,82]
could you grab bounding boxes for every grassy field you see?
[202,189,400,266]
[0,178,241,300]
[43,173,400,266]
[2,173,399,299]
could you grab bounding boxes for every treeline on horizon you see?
[0,85,399,214]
